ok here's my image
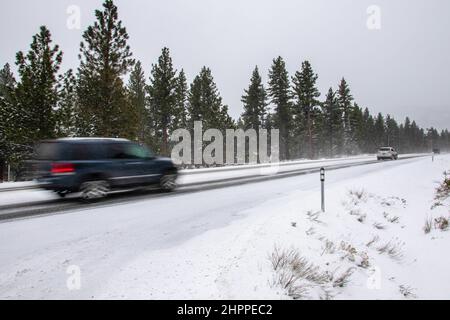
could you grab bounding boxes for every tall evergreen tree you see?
[128,61,147,144]
[336,78,355,154]
[321,88,342,157]
[361,107,375,152]
[291,61,321,158]
[241,66,267,131]
[385,114,399,149]
[76,0,135,138]
[55,69,77,137]
[0,63,17,143]
[15,25,62,143]
[186,67,234,165]
[267,56,292,160]
[187,67,232,131]
[0,63,18,179]
[351,103,364,152]
[374,113,385,148]
[147,47,178,156]
[173,69,188,130]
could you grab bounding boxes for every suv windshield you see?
[379,148,391,151]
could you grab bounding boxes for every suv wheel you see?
[160,173,177,192]
[55,190,68,198]
[80,180,109,201]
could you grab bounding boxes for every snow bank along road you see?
[0,154,444,299]
[0,154,426,221]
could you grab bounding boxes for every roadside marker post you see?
[320,167,325,212]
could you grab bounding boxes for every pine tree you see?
[173,69,188,130]
[76,0,135,138]
[128,61,147,144]
[321,88,342,157]
[291,61,320,158]
[374,113,385,148]
[351,103,364,152]
[147,47,178,156]
[385,115,399,148]
[361,108,375,152]
[186,67,234,165]
[241,66,267,131]
[267,56,292,160]
[55,69,77,137]
[336,78,356,154]
[0,63,18,178]
[0,63,17,145]
[187,67,232,131]
[15,26,62,143]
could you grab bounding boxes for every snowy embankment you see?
[98,154,450,300]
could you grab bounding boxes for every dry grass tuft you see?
[306,211,323,224]
[366,235,380,247]
[373,222,387,230]
[321,239,337,255]
[332,267,355,288]
[377,239,404,261]
[399,285,417,299]
[269,247,333,299]
[423,217,433,234]
[346,189,369,206]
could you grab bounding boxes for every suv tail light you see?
[51,163,75,175]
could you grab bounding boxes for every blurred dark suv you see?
[31,138,178,200]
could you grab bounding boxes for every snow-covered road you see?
[0,155,447,299]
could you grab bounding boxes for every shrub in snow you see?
[424,216,449,233]
[435,171,450,201]
[434,216,449,231]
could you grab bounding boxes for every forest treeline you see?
[1,0,448,177]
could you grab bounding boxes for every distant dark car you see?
[32,138,178,200]
[433,148,440,154]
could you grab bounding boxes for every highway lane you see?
[0,154,426,222]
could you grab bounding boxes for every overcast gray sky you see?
[1,0,449,130]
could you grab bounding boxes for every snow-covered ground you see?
[0,154,448,299]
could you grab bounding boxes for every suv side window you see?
[124,143,151,159]
[107,143,151,159]
[70,143,106,160]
